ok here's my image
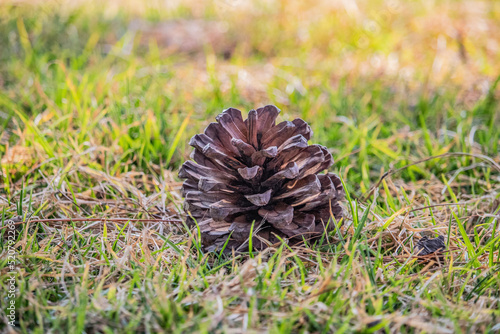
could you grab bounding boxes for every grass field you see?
[1,0,500,332]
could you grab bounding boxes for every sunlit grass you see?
[1,0,499,332]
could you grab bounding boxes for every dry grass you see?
[0,0,500,333]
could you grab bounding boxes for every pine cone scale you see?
[258,202,294,226]
[209,199,258,221]
[256,105,280,134]
[261,121,295,148]
[216,109,247,140]
[244,189,273,206]
[274,174,322,201]
[247,109,260,148]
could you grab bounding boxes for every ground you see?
[0,0,500,333]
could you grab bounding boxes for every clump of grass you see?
[1,0,500,332]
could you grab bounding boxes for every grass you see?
[0,0,500,332]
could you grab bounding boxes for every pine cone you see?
[179,105,344,252]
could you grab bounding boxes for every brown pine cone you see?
[179,105,344,252]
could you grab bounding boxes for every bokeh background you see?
[1,0,499,195]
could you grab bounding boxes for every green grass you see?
[1,0,500,332]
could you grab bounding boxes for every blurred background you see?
[0,0,499,194]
